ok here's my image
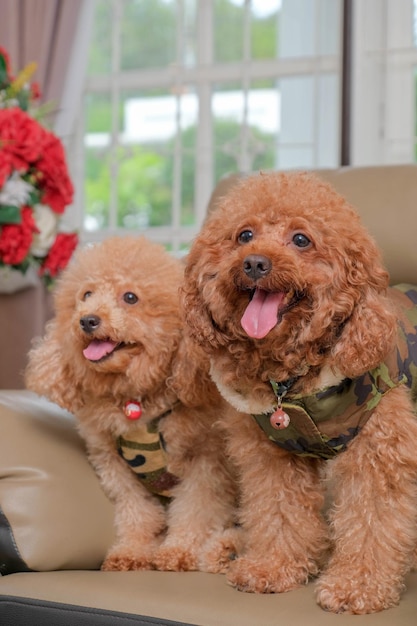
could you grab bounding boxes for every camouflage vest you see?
[252,284,417,460]
[116,412,178,499]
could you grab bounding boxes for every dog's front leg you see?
[153,452,238,573]
[224,412,328,593]
[84,436,166,571]
[152,403,240,573]
[316,386,417,614]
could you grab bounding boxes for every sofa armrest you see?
[0,391,114,574]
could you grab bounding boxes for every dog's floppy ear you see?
[181,251,228,351]
[25,320,84,414]
[180,280,217,347]
[331,287,397,379]
[169,332,219,407]
[315,212,398,378]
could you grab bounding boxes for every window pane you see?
[277,73,339,169]
[278,75,314,168]
[214,0,245,63]
[318,0,341,55]
[85,92,114,133]
[279,0,340,58]
[116,145,172,228]
[84,147,111,231]
[120,0,177,70]
[213,80,279,176]
[214,0,281,62]
[84,93,113,231]
[87,0,112,75]
[317,73,339,167]
[182,0,198,68]
[179,120,197,227]
[123,87,198,143]
[250,1,281,60]
[121,88,179,228]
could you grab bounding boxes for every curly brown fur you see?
[181,171,417,613]
[26,235,237,573]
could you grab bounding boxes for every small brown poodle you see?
[181,171,417,614]
[26,235,237,573]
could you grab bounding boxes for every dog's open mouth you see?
[241,288,303,339]
[83,339,126,362]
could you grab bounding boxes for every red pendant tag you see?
[123,400,142,420]
[270,407,290,430]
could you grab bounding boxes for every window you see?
[350,0,416,165]
[72,0,343,252]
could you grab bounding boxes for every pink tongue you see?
[83,339,118,361]
[241,289,285,339]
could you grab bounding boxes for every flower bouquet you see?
[0,47,78,292]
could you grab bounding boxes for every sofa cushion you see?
[0,391,114,574]
[1,569,417,626]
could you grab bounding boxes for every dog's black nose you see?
[243,254,272,281]
[80,314,101,334]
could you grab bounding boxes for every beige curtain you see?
[0,0,83,388]
[0,0,83,123]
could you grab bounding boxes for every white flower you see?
[30,204,59,257]
[0,172,34,205]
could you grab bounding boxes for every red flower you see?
[0,47,77,284]
[0,108,74,215]
[0,108,44,171]
[39,232,78,278]
[30,82,42,101]
[36,131,74,214]
[0,206,38,265]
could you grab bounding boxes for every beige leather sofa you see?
[0,164,416,625]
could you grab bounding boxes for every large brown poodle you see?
[26,235,237,573]
[181,171,417,614]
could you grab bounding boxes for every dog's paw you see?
[101,548,155,572]
[226,556,311,593]
[153,545,199,571]
[316,572,402,614]
[199,527,243,574]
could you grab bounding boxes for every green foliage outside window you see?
[85,119,276,230]
[85,0,280,232]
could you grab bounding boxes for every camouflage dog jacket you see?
[252,284,417,460]
[116,413,178,499]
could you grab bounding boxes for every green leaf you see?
[0,260,27,274]
[16,90,30,112]
[0,54,9,88]
[0,205,22,224]
[28,189,41,205]
[14,258,31,273]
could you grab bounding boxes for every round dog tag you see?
[123,400,142,420]
[270,408,290,430]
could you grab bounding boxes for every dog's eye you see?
[83,291,93,300]
[292,233,311,248]
[238,230,254,244]
[123,292,138,305]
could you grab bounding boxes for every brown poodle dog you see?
[181,171,417,614]
[26,235,237,573]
